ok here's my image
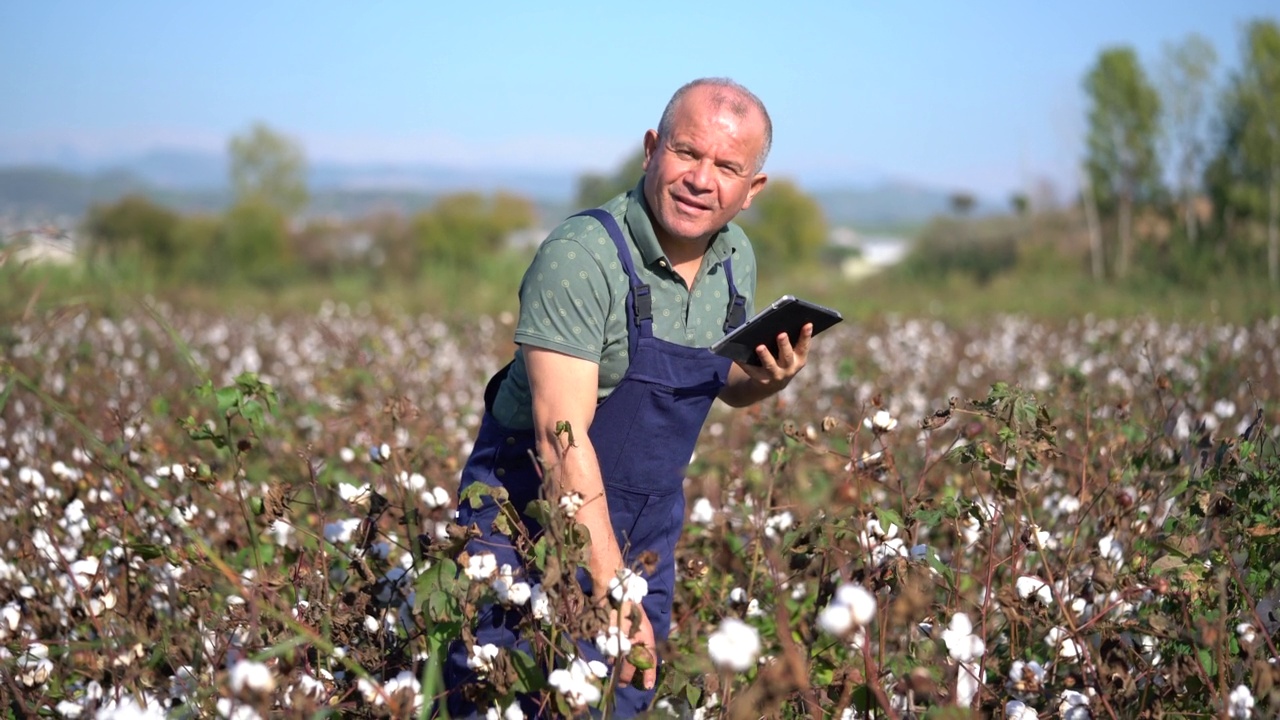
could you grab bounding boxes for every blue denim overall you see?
[443,209,746,718]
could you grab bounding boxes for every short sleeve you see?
[513,233,610,362]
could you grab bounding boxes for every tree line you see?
[1081,19,1280,285]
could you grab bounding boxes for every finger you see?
[793,323,814,359]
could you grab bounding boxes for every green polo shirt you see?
[490,180,757,429]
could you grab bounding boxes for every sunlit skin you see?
[639,86,811,404]
[642,85,769,270]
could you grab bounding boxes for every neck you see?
[656,230,712,268]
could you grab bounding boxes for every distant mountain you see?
[0,151,998,231]
[0,166,150,219]
[812,182,1001,229]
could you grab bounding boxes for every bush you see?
[899,216,1019,285]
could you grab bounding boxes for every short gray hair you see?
[656,78,772,173]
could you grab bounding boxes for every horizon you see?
[2,1,1276,200]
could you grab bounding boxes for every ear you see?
[740,173,768,210]
[642,130,659,172]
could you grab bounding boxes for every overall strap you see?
[573,209,652,355]
[720,254,749,333]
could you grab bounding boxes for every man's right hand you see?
[616,599,657,690]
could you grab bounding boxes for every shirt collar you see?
[625,179,734,268]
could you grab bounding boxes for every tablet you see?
[711,295,843,366]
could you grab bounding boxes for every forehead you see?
[666,87,766,157]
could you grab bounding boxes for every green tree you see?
[1205,20,1280,282]
[735,178,828,266]
[410,192,536,271]
[1084,46,1163,280]
[1238,20,1280,284]
[172,214,224,283]
[228,122,309,216]
[949,191,976,217]
[220,198,291,285]
[574,149,645,208]
[1158,33,1218,245]
[83,194,179,271]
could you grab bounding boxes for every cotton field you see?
[1,303,1278,718]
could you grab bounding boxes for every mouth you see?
[672,194,711,213]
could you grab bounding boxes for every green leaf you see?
[875,507,904,530]
[524,499,554,529]
[912,507,944,527]
[241,399,265,429]
[459,482,498,510]
[128,543,166,560]
[1198,648,1216,676]
[215,386,240,417]
[508,649,545,694]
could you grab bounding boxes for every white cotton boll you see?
[559,492,584,518]
[941,613,984,662]
[1007,659,1047,699]
[817,604,854,636]
[750,441,770,466]
[956,660,983,708]
[1098,533,1124,568]
[286,672,327,706]
[16,651,52,687]
[834,583,877,627]
[465,553,498,582]
[1006,700,1040,720]
[609,569,648,605]
[1016,576,1053,605]
[1229,684,1255,719]
[427,486,451,509]
[1238,622,1259,644]
[689,497,716,525]
[228,659,276,696]
[56,700,86,718]
[530,584,551,622]
[548,657,603,708]
[1,601,21,637]
[339,447,356,463]
[764,511,794,539]
[1058,638,1083,660]
[323,518,362,544]
[363,615,381,634]
[1058,689,1091,720]
[467,644,500,674]
[595,626,632,658]
[864,410,899,432]
[707,618,761,671]
[339,483,371,504]
[97,695,167,720]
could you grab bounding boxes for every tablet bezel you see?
[710,295,843,366]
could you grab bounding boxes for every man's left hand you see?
[718,323,813,407]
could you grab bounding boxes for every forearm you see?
[536,431,623,600]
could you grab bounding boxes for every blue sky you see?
[1,1,1275,198]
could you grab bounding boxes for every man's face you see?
[642,87,768,249]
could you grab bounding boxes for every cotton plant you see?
[940,613,985,708]
[706,617,761,672]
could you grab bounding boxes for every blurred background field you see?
[5,4,1280,718]
[3,3,1280,326]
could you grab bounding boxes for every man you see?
[444,77,813,717]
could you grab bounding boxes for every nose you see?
[684,158,713,192]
